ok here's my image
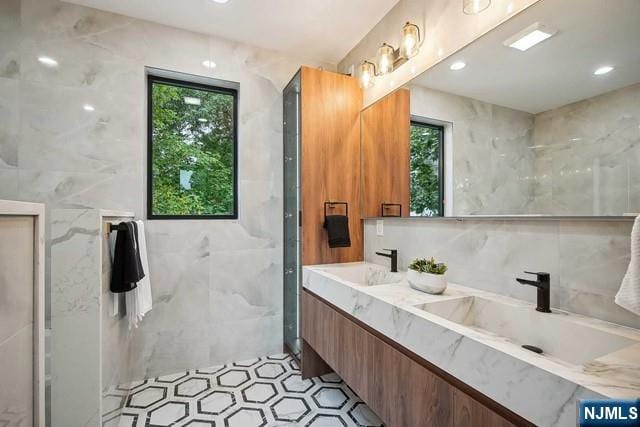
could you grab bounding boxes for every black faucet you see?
[516,271,551,313]
[375,248,398,272]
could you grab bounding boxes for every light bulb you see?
[376,43,395,75]
[359,61,376,89]
[400,22,420,59]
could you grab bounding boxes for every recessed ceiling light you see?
[202,60,217,69]
[83,104,95,112]
[37,56,58,67]
[211,0,229,3]
[449,61,466,71]
[593,65,613,75]
[504,22,556,51]
[184,97,201,106]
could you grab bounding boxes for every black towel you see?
[324,215,351,248]
[110,221,145,293]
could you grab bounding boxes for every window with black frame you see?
[147,73,238,219]
[410,120,444,216]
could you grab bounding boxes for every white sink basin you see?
[316,263,403,287]
[414,296,638,365]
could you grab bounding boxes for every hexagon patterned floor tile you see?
[106,353,384,427]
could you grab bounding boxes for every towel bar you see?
[106,222,128,233]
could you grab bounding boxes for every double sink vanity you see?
[289,1,640,425]
[300,262,640,427]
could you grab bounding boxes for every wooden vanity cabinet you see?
[361,88,410,218]
[302,290,533,427]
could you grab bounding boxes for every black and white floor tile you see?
[103,353,384,427]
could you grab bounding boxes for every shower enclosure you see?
[283,72,302,358]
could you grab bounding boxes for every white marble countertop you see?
[303,262,640,427]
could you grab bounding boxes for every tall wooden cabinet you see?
[299,67,363,265]
[361,88,410,217]
[283,67,363,357]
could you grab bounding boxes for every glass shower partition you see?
[283,71,302,359]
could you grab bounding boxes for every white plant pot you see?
[407,269,447,294]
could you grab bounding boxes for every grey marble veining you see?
[409,82,640,216]
[303,263,640,427]
[0,0,337,425]
[532,83,640,216]
[101,212,136,426]
[0,0,332,391]
[51,208,102,427]
[410,84,536,215]
[365,218,640,329]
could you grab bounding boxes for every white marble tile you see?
[0,77,19,168]
[364,218,638,328]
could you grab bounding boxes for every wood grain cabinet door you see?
[361,88,410,218]
[300,67,363,265]
[302,290,529,427]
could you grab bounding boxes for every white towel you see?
[615,215,640,316]
[124,220,153,329]
[135,220,153,318]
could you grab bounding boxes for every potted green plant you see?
[407,257,448,294]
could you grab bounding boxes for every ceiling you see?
[412,0,640,114]
[63,0,399,64]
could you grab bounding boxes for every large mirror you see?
[361,0,640,217]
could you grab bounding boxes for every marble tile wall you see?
[0,0,331,383]
[364,218,640,329]
[51,209,102,426]
[409,82,640,216]
[410,84,536,215]
[531,83,640,215]
[101,213,136,425]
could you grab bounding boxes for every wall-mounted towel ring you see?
[381,203,402,217]
[324,201,348,227]
[323,201,351,248]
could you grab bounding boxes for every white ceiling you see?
[63,0,399,64]
[412,0,640,114]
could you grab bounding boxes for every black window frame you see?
[147,73,239,220]
[409,118,445,217]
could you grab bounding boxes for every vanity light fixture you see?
[504,22,557,51]
[463,0,491,15]
[376,43,395,75]
[184,97,202,106]
[202,60,217,69]
[359,61,376,89]
[449,61,466,71]
[593,65,614,75]
[400,22,421,59]
[358,22,422,89]
[37,56,58,67]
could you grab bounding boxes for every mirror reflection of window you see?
[410,120,444,217]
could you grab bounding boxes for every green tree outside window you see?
[149,77,237,218]
[410,122,443,216]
